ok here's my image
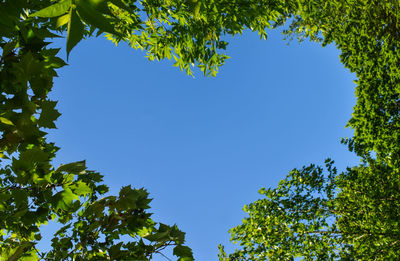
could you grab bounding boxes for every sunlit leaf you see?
[31,0,72,18]
[56,160,86,174]
[0,117,13,125]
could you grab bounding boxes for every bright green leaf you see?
[31,0,72,18]
[71,181,92,196]
[0,117,13,125]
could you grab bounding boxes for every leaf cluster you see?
[2,0,400,260]
[218,0,400,260]
[0,0,193,260]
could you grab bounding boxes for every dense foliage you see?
[1,0,399,260]
[218,0,400,260]
[0,0,204,259]
[219,160,400,260]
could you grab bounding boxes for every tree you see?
[0,0,207,259]
[0,0,308,258]
[219,159,400,260]
[219,0,400,259]
[2,0,399,259]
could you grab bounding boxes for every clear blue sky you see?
[46,29,359,260]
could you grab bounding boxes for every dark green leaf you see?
[173,245,194,260]
[66,8,84,58]
[76,0,121,36]
[56,160,86,174]
[38,100,61,128]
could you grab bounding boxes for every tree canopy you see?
[217,0,400,260]
[0,0,202,259]
[1,0,399,260]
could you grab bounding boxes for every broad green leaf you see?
[96,184,109,194]
[173,245,194,260]
[5,242,34,261]
[63,174,74,184]
[56,13,70,28]
[145,230,170,242]
[170,226,186,244]
[83,0,112,15]
[66,8,84,58]
[76,0,121,36]
[56,188,79,210]
[84,200,105,216]
[31,0,72,18]
[45,56,68,68]
[56,160,86,174]
[37,100,61,128]
[109,242,123,258]
[137,226,152,237]
[194,2,201,19]
[71,180,92,196]
[20,148,49,163]
[12,189,28,207]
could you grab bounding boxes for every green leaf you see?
[56,160,86,174]
[5,242,35,261]
[0,117,14,125]
[38,100,61,128]
[76,0,121,36]
[83,200,105,216]
[31,0,72,18]
[12,189,28,207]
[170,226,186,244]
[56,188,79,210]
[84,0,112,15]
[56,13,70,28]
[109,242,123,259]
[145,230,170,242]
[109,0,129,11]
[66,8,84,58]
[173,245,194,260]
[45,56,68,68]
[71,180,92,196]
[96,184,109,194]
[20,147,49,163]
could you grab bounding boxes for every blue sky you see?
[47,28,359,260]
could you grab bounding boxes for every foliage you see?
[0,0,198,259]
[219,159,400,260]
[2,0,400,259]
[286,0,400,162]
[219,160,340,260]
[27,0,302,76]
[219,0,400,260]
